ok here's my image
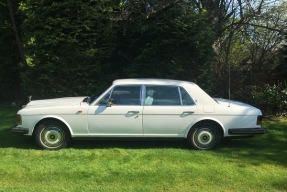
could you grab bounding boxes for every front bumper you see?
[11,126,29,134]
[228,128,266,135]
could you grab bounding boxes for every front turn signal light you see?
[16,114,22,125]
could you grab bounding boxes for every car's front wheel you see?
[34,120,70,150]
[188,122,222,150]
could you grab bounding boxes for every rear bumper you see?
[11,126,29,134]
[228,128,266,135]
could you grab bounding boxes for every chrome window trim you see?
[178,86,183,106]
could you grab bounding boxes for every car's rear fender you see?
[187,117,225,138]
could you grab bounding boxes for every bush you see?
[248,81,287,115]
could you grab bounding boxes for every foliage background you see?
[1,0,286,115]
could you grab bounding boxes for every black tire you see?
[34,120,71,150]
[187,122,222,150]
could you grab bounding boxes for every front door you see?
[87,85,143,136]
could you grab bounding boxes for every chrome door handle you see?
[126,111,140,117]
[128,111,140,114]
[181,111,194,116]
[182,111,194,114]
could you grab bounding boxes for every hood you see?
[213,98,255,108]
[25,97,88,108]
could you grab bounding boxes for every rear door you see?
[143,85,197,137]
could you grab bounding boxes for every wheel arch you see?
[32,117,72,138]
[188,119,224,138]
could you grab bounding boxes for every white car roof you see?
[113,79,196,86]
[111,78,217,105]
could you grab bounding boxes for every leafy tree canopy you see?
[20,0,215,98]
[21,0,117,98]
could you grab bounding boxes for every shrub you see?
[248,81,287,115]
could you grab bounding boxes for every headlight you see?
[16,114,22,125]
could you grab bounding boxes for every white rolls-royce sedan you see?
[11,79,266,150]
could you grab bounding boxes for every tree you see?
[21,0,118,98]
[0,0,22,101]
[7,0,26,66]
[19,0,216,98]
[114,0,216,91]
[191,0,287,99]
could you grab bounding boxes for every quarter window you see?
[180,87,195,105]
[98,91,111,105]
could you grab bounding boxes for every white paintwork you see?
[87,105,143,136]
[26,97,88,108]
[142,105,197,137]
[15,79,263,139]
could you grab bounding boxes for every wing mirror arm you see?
[106,98,115,107]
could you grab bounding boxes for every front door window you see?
[98,85,141,106]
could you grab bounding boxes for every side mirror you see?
[106,98,115,107]
[83,97,90,104]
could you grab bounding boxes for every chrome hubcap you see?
[193,128,216,149]
[40,126,64,148]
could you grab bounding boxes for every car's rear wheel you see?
[188,122,222,150]
[34,120,70,150]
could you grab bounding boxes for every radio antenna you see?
[228,62,231,107]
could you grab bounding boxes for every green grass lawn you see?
[0,104,286,191]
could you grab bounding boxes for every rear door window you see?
[145,85,181,106]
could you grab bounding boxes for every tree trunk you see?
[7,0,27,66]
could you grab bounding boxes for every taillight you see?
[257,115,263,125]
[16,114,22,125]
